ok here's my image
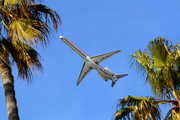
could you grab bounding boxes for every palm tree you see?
[0,37,43,120]
[113,96,162,120]
[113,37,180,120]
[0,0,61,120]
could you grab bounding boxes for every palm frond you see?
[164,108,180,120]
[28,4,62,31]
[0,0,35,20]
[130,37,180,100]
[2,38,43,82]
[113,96,162,120]
[0,37,11,68]
[130,49,152,76]
[113,107,133,120]
[148,38,171,71]
[1,2,61,47]
[8,18,50,47]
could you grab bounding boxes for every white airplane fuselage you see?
[60,36,128,87]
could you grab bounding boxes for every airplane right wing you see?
[77,62,93,86]
[91,50,120,65]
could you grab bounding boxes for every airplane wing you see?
[91,50,120,65]
[77,62,93,86]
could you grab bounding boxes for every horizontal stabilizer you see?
[111,74,128,87]
[116,74,128,79]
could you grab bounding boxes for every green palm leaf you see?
[164,108,180,120]
[9,18,50,47]
[131,37,180,100]
[0,0,61,119]
[148,38,170,71]
[0,0,36,20]
[114,107,133,120]
[1,1,61,47]
[113,96,162,120]
[129,37,180,120]
[2,37,43,82]
[28,4,61,31]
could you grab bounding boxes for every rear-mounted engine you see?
[98,73,108,81]
[104,67,114,76]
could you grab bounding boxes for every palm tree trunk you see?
[0,60,20,120]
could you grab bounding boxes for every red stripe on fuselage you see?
[64,37,90,57]
[99,65,105,71]
[63,36,105,71]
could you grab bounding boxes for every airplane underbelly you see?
[98,69,110,79]
[85,57,99,69]
[85,56,110,79]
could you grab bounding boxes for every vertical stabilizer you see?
[111,81,116,87]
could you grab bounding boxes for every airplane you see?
[60,36,128,87]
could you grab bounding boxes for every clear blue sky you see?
[0,0,180,120]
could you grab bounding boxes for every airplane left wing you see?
[91,50,120,65]
[77,62,93,86]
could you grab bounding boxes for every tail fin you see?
[111,81,116,87]
[111,74,128,87]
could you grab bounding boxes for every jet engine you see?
[104,67,114,76]
[98,73,108,81]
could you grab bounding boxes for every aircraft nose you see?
[59,36,63,39]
